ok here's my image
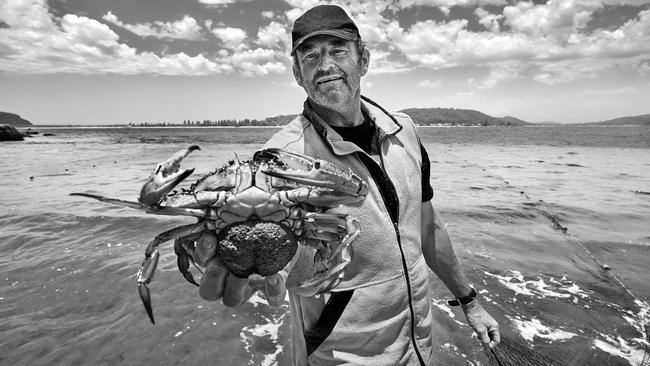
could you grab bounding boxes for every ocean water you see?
[1,125,648,366]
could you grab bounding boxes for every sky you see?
[0,0,649,125]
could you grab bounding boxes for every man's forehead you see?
[297,35,353,52]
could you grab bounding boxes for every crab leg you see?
[174,235,204,287]
[139,145,200,205]
[138,222,205,324]
[302,212,354,243]
[278,187,364,207]
[296,215,359,296]
[70,193,213,219]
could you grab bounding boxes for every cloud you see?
[3,0,650,85]
[0,0,285,76]
[284,0,321,9]
[198,0,237,6]
[398,0,507,6]
[256,21,289,49]
[367,49,412,74]
[396,0,507,15]
[375,1,650,87]
[417,79,443,88]
[394,19,470,68]
[475,7,503,33]
[502,1,601,41]
[285,8,304,24]
[102,11,202,40]
[208,26,248,50]
[471,62,523,89]
[227,48,288,76]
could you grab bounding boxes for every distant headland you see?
[0,112,33,127]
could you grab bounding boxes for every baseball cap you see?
[291,5,359,55]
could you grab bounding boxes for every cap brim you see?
[291,29,358,55]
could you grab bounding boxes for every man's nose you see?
[317,53,336,72]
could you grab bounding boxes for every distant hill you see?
[497,115,529,126]
[578,114,650,126]
[398,108,529,126]
[0,112,32,127]
[264,114,298,125]
[259,108,532,126]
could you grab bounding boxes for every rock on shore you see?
[0,124,25,141]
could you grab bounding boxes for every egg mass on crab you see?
[217,220,298,277]
[72,146,367,324]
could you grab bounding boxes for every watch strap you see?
[447,287,477,307]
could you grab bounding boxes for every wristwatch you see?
[447,287,477,306]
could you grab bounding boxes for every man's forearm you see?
[421,202,473,298]
[421,202,501,346]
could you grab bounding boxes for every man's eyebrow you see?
[299,38,351,53]
[299,44,317,53]
[331,39,349,47]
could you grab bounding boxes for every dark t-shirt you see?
[330,118,434,203]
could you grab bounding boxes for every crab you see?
[72,146,367,323]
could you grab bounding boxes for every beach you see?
[1,125,648,365]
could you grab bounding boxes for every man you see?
[199,5,500,365]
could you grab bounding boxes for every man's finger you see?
[247,273,287,306]
[194,231,218,267]
[264,273,287,306]
[223,273,253,307]
[488,326,501,348]
[247,274,267,291]
[198,256,228,301]
[478,327,490,345]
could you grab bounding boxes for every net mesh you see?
[483,337,567,366]
[480,331,650,366]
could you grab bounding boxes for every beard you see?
[305,72,360,112]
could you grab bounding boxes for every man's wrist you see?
[447,286,477,307]
[460,297,481,312]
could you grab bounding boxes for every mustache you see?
[313,70,345,83]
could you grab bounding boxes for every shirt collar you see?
[301,96,403,155]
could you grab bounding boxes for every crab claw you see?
[256,148,367,197]
[139,145,200,205]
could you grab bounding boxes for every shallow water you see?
[1,125,648,365]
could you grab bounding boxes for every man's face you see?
[293,34,369,112]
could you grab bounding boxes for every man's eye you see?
[332,49,346,55]
[304,53,317,61]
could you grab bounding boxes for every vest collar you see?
[301,96,403,156]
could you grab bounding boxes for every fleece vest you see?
[264,97,424,289]
[263,96,434,365]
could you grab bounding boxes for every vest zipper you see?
[375,138,426,366]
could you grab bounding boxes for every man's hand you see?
[198,256,288,306]
[462,300,500,348]
[192,231,288,307]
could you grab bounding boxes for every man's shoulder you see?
[263,114,312,150]
[391,111,415,125]
[386,111,418,138]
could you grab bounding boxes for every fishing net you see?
[484,337,567,366]
[481,327,650,366]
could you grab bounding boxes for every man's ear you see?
[360,48,370,77]
[292,61,304,87]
